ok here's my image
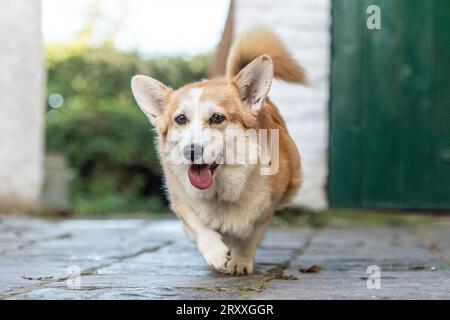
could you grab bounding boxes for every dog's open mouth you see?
[188,162,219,190]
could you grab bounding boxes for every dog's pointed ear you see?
[131,75,171,126]
[233,55,273,116]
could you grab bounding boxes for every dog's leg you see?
[172,198,231,273]
[226,218,271,275]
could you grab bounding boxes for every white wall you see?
[234,0,331,209]
[0,0,44,212]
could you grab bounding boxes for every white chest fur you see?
[165,163,272,239]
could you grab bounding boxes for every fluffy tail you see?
[226,28,307,83]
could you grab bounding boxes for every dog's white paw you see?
[200,241,231,273]
[225,256,254,275]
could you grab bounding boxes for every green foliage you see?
[45,43,210,214]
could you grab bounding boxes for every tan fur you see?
[131,28,304,275]
[226,28,307,84]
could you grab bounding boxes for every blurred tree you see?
[45,43,210,214]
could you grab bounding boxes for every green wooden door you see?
[329,0,450,209]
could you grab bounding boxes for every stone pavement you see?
[0,214,449,300]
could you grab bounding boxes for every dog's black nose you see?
[183,143,203,162]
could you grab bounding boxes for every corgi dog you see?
[131,29,305,275]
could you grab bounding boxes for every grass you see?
[40,193,167,217]
[272,206,449,229]
[72,193,166,215]
[40,196,450,230]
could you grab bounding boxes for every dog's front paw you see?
[225,256,254,275]
[201,242,231,273]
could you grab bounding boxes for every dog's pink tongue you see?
[188,165,213,190]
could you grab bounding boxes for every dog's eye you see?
[210,113,225,124]
[175,114,187,125]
